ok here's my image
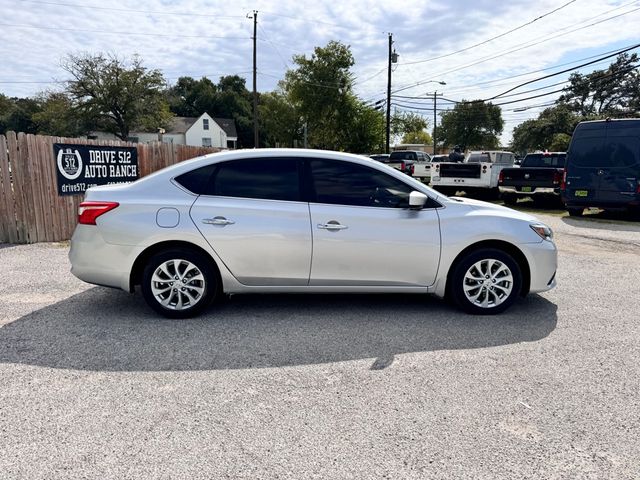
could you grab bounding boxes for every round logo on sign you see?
[57,148,83,180]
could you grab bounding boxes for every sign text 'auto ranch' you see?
[54,143,139,196]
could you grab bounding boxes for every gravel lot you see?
[1,213,639,479]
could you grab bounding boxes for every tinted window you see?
[174,164,217,194]
[310,159,413,208]
[389,151,417,160]
[467,153,490,163]
[212,158,300,201]
[522,153,566,168]
[607,137,640,168]
[569,137,606,167]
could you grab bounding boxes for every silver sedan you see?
[69,149,557,318]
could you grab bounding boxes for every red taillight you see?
[78,201,119,225]
[410,164,415,175]
[400,161,406,171]
[552,170,562,185]
[560,168,567,191]
[498,170,504,184]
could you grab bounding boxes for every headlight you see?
[530,223,553,241]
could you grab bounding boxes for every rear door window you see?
[209,157,301,201]
[606,137,640,168]
[569,137,607,167]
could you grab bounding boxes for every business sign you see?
[54,143,139,196]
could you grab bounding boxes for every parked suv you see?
[562,119,640,216]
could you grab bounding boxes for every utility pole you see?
[252,10,259,148]
[386,33,393,154]
[432,91,443,155]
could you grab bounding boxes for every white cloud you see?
[1,0,639,144]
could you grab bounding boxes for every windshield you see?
[522,153,566,168]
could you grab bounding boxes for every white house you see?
[90,113,238,149]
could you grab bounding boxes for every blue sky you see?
[1,0,639,143]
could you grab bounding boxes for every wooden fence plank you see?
[7,132,28,243]
[0,135,17,243]
[0,133,221,243]
[25,134,46,242]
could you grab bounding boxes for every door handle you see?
[202,216,235,226]
[317,222,348,231]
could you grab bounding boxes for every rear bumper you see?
[500,186,559,195]
[562,194,640,209]
[69,225,141,291]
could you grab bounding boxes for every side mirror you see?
[409,191,428,209]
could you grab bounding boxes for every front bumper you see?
[520,239,558,294]
[69,225,141,291]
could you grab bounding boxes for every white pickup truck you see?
[430,150,515,197]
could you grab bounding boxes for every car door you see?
[565,125,606,203]
[306,158,441,287]
[597,123,640,205]
[190,157,312,286]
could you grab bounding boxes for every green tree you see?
[402,130,432,144]
[0,96,40,134]
[166,76,217,117]
[63,53,172,140]
[283,41,357,150]
[510,104,579,153]
[343,98,385,153]
[559,53,640,117]
[391,111,429,138]
[259,90,301,147]
[31,92,93,137]
[437,100,503,149]
[165,74,254,147]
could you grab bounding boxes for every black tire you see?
[501,193,518,205]
[450,248,523,315]
[141,248,219,319]
[567,207,584,217]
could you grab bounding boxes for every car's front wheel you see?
[450,248,522,315]
[141,248,218,318]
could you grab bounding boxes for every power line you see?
[427,45,640,97]
[0,22,250,40]
[392,3,640,95]
[487,45,640,100]
[402,0,579,66]
[17,0,245,18]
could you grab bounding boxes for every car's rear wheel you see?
[567,207,584,217]
[450,248,522,315]
[141,248,218,319]
[501,193,518,205]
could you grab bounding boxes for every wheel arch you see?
[445,240,531,298]
[129,240,222,293]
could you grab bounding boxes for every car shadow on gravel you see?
[0,287,557,372]
[561,215,640,232]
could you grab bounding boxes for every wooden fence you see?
[0,132,220,244]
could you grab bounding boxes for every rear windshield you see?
[467,153,490,163]
[389,151,417,160]
[522,153,566,168]
[570,136,640,168]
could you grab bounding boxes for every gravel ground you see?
[0,214,639,479]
